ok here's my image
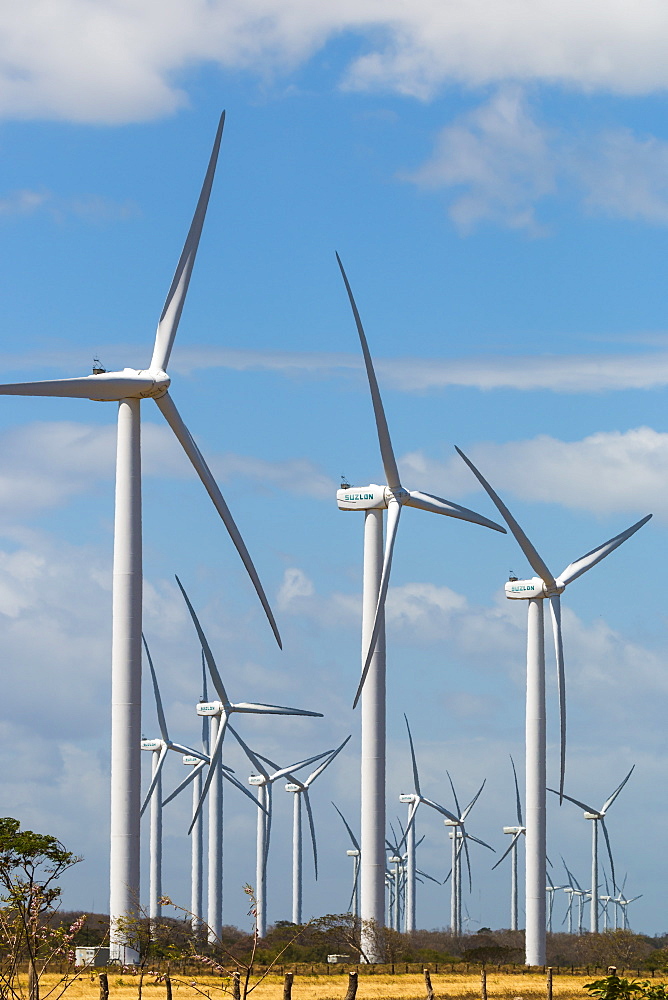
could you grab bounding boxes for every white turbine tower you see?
[163,577,322,941]
[228,726,332,938]
[399,714,460,933]
[456,446,650,965]
[492,756,525,931]
[0,113,283,959]
[139,636,208,921]
[335,256,504,956]
[332,803,361,919]
[548,766,634,934]
[283,736,351,925]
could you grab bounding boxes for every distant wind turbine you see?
[332,802,361,919]
[335,256,505,956]
[492,756,525,931]
[443,772,494,935]
[456,445,650,964]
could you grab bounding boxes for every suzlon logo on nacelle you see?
[196,701,221,716]
[504,577,563,599]
[337,484,387,511]
[141,738,162,751]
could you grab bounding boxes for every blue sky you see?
[0,1,667,936]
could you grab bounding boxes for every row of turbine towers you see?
[0,113,649,962]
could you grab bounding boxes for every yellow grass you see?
[33,969,639,1000]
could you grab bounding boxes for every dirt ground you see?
[35,969,628,1000]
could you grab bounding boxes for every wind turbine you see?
[492,756,525,931]
[399,714,459,932]
[0,113,283,959]
[443,773,494,936]
[332,802,361,919]
[228,726,332,938]
[548,766,634,933]
[164,577,322,940]
[283,736,351,925]
[456,446,650,964]
[335,257,504,955]
[546,874,566,933]
[139,636,208,922]
[562,859,589,934]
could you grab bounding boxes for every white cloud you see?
[400,426,668,518]
[0,189,138,223]
[277,567,315,611]
[406,90,668,231]
[4,2,668,123]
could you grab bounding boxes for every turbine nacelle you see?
[503,825,525,835]
[285,782,300,793]
[337,484,387,511]
[88,368,170,401]
[182,754,202,765]
[141,738,164,751]
[249,774,265,786]
[584,812,602,820]
[197,701,223,716]
[505,577,564,600]
[399,793,416,804]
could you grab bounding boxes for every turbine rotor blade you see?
[556,516,652,588]
[188,715,228,833]
[335,253,401,491]
[510,755,523,827]
[404,714,421,797]
[599,818,617,892]
[447,772,462,820]
[461,779,486,822]
[142,634,169,743]
[140,745,169,817]
[332,801,360,852]
[404,490,505,533]
[158,393,281,648]
[226,725,270,780]
[0,374,153,400]
[491,830,522,870]
[420,796,459,824]
[175,575,229,705]
[549,594,567,801]
[168,741,208,761]
[303,735,351,787]
[163,759,207,807]
[221,767,268,812]
[455,446,557,589]
[601,765,635,815]
[231,701,322,716]
[303,789,319,880]
[353,498,401,709]
[150,112,225,373]
[547,787,598,814]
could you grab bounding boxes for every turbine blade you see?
[510,755,523,827]
[416,868,441,886]
[175,575,229,705]
[548,594,567,801]
[404,490,505,533]
[404,714,421,798]
[446,772,462,819]
[201,649,209,702]
[158,394,281,648]
[601,765,635,815]
[163,759,207,806]
[142,634,169,743]
[140,745,168,817]
[599,818,617,892]
[461,779,486,822]
[335,252,401,490]
[353,498,401,709]
[167,741,208,762]
[491,831,522,870]
[420,796,459,824]
[269,749,333,783]
[253,750,282,772]
[221,767,268,812]
[303,789,318,880]
[231,701,322,717]
[264,782,273,870]
[462,832,473,893]
[188,716,228,833]
[547,787,598,814]
[556,515,652,588]
[463,831,496,852]
[332,801,360,852]
[0,375,147,400]
[226,725,270,780]
[303,735,352,787]
[455,446,557,588]
[150,112,225,373]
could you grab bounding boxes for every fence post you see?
[232,971,241,1000]
[424,969,435,1000]
[481,967,488,1000]
[344,972,359,1000]
[283,972,293,1000]
[99,973,109,1000]
[547,967,553,1000]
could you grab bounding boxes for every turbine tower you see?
[0,114,283,960]
[456,446,650,965]
[335,256,504,957]
[443,773,494,935]
[283,736,351,925]
[139,636,207,921]
[332,802,361,919]
[547,766,634,933]
[492,756,525,930]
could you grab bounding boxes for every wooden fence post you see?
[99,973,109,1000]
[547,967,553,1000]
[424,969,435,1000]
[344,972,359,1000]
[232,971,241,1000]
[481,967,488,1000]
[283,972,293,1000]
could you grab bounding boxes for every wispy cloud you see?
[405,88,668,232]
[0,188,138,223]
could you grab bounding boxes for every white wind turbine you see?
[443,772,494,936]
[139,636,208,921]
[492,756,525,931]
[335,256,504,954]
[399,714,460,933]
[456,446,650,964]
[283,736,351,925]
[548,766,634,933]
[163,576,322,941]
[332,802,361,919]
[0,113,283,959]
[228,726,332,938]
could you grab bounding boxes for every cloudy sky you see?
[0,0,666,936]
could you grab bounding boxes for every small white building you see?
[74,947,110,967]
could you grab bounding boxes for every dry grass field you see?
[34,969,637,1000]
